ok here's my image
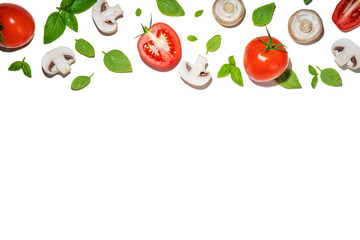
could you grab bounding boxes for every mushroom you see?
[179,55,212,90]
[332,39,360,70]
[41,46,76,77]
[288,9,324,45]
[213,0,246,28]
[92,0,123,35]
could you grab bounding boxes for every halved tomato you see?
[332,0,360,32]
[137,22,182,71]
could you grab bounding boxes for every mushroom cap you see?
[213,0,246,28]
[332,38,360,70]
[179,55,212,90]
[92,0,123,35]
[288,9,324,45]
[41,46,76,76]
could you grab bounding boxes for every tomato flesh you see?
[332,0,360,31]
[244,36,289,82]
[137,23,181,71]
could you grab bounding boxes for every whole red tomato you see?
[332,0,360,32]
[244,31,288,82]
[137,22,182,71]
[0,3,35,49]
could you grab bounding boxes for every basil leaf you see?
[75,39,95,58]
[276,69,302,89]
[22,62,32,78]
[60,11,78,32]
[206,35,221,54]
[195,10,203,18]
[228,56,236,66]
[103,50,132,73]
[252,3,276,26]
[311,76,318,89]
[187,35,198,42]
[156,0,185,17]
[43,12,66,44]
[230,66,243,86]
[304,0,312,5]
[217,64,232,78]
[69,0,97,14]
[320,68,342,87]
[61,0,75,9]
[135,8,142,17]
[8,58,32,78]
[308,65,318,76]
[8,61,23,71]
[71,73,93,90]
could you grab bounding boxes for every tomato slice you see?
[332,0,360,31]
[137,23,182,71]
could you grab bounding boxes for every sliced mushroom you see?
[179,55,212,90]
[41,47,76,77]
[288,9,324,45]
[92,0,123,35]
[213,0,246,28]
[332,39,360,70]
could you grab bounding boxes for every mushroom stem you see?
[335,50,353,67]
[192,55,208,75]
[53,55,71,75]
[102,5,123,24]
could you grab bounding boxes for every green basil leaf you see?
[69,0,97,14]
[61,0,75,9]
[135,8,142,17]
[308,65,318,76]
[195,10,203,17]
[187,35,198,42]
[8,61,23,71]
[311,76,318,89]
[228,56,236,66]
[206,35,221,54]
[156,0,185,17]
[217,64,232,78]
[276,69,302,89]
[75,38,95,58]
[230,66,243,86]
[252,3,276,26]
[22,62,32,78]
[304,0,312,5]
[44,12,66,44]
[60,11,78,32]
[71,73,93,90]
[103,50,132,73]
[320,68,342,87]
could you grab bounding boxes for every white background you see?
[1,0,360,239]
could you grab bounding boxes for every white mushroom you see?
[332,39,360,70]
[213,0,246,28]
[179,55,212,90]
[288,9,324,45]
[41,47,76,76]
[92,0,123,35]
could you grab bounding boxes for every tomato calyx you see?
[0,23,6,48]
[135,15,153,39]
[257,27,287,53]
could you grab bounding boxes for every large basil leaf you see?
[69,0,97,14]
[43,12,66,44]
[156,0,185,17]
[60,11,78,32]
[103,50,132,73]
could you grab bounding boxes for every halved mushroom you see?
[213,0,246,28]
[332,39,360,70]
[288,9,324,45]
[41,46,76,77]
[179,55,212,90]
[92,0,123,35]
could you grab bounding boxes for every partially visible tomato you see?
[332,0,360,32]
[0,3,35,49]
[137,22,182,71]
[244,33,288,82]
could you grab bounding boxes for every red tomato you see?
[244,35,288,82]
[0,3,35,49]
[137,22,182,71]
[332,0,360,32]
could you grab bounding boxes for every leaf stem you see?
[316,66,322,72]
[89,73,94,78]
[22,57,26,62]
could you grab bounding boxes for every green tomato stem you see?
[0,23,7,48]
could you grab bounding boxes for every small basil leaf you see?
[206,35,221,54]
[320,68,342,87]
[8,61,23,71]
[75,38,95,58]
[228,56,236,66]
[43,12,66,44]
[252,2,276,26]
[60,0,75,9]
[187,35,198,42]
[22,62,32,78]
[195,10,203,18]
[103,50,132,73]
[304,0,312,5]
[71,73,93,90]
[276,69,302,89]
[311,76,318,89]
[69,0,97,14]
[156,0,185,17]
[217,64,232,78]
[60,11,78,32]
[308,65,318,76]
[230,66,243,86]
[135,8,142,17]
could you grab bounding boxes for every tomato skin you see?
[332,0,360,32]
[244,36,288,82]
[0,3,35,49]
[137,23,182,71]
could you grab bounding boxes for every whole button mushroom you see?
[288,9,324,45]
[92,0,123,35]
[332,39,360,70]
[41,46,76,77]
[179,55,212,90]
[213,0,246,28]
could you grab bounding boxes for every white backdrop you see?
[1,0,360,239]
